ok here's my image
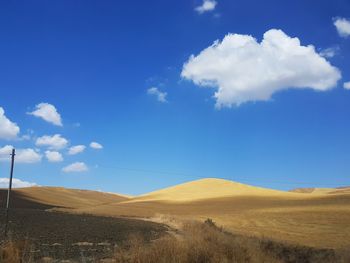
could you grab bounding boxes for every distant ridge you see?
[290,186,350,195]
[289,188,316,193]
[127,178,296,203]
[0,186,129,209]
[3,179,349,208]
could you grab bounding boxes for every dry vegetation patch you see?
[113,219,347,263]
[1,219,349,262]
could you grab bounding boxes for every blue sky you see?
[0,0,349,195]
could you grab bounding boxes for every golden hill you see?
[129,178,298,203]
[78,178,350,249]
[2,178,350,249]
[130,178,350,204]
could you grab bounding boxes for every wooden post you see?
[4,148,15,237]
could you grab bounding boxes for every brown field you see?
[0,186,129,210]
[1,178,350,253]
[74,178,350,249]
[0,188,168,261]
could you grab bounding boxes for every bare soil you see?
[0,190,168,261]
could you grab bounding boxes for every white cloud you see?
[334,17,350,38]
[0,107,20,140]
[181,29,341,107]
[0,145,14,159]
[195,0,217,14]
[16,149,42,163]
[0,178,37,188]
[90,142,103,149]
[28,103,63,126]
[20,134,31,141]
[319,47,339,58]
[45,150,63,162]
[344,82,350,90]
[68,145,86,155]
[62,162,88,173]
[147,87,167,103]
[36,134,68,150]
[0,145,42,163]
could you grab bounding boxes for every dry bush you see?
[113,219,350,263]
[113,220,281,263]
[2,219,348,262]
[0,241,21,263]
[0,240,33,263]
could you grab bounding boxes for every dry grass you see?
[113,220,347,263]
[114,220,281,263]
[1,220,349,262]
[78,194,350,248]
[71,179,350,249]
[0,187,129,210]
[0,240,33,263]
[3,179,350,249]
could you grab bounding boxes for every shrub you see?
[113,221,281,263]
[0,240,33,263]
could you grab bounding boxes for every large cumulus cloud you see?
[181,29,341,107]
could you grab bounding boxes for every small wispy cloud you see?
[45,150,63,162]
[344,82,350,90]
[334,17,350,38]
[195,0,217,14]
[90,142,103,150]
[62,162,88,173]
[319,46,339,58]
[0,107,20,140]
[68,145,86,155]
[0,145,42,163]
[147,87,167,103]
[28,103,63,126]
[36,134,68,150]
[0,178,37,188]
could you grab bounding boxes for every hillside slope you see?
[2,179,350,249]
[290,186,350,195]
[129,178,298,203]
[0,187,129,210]
[78,178,350,249]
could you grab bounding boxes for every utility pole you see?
[4,148,15,238]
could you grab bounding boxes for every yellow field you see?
[13,186,129,209]
[6,178,350,249]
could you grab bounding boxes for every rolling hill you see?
[0,186,129,210]
[129,178,297,203]
[78,178,350,249]
[1,178,350,249]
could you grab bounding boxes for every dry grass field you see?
[1,178,350,258]
[73,178,350,249]
[2,186,129,209]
